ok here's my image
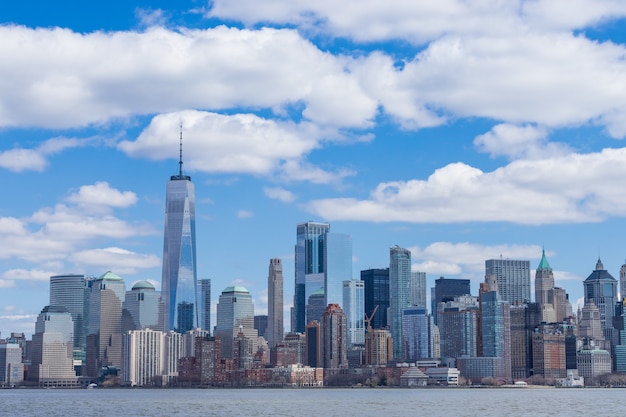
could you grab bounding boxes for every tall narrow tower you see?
[268,258,284,347]
[162,127,198,333]
[390,245,412,360]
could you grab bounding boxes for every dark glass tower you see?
[161,129,197,333]
[361,268,389,329]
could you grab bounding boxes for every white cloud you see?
[264,187,296,203]
[66,182,138,209]
[119,110,353,184]
[474,124,571,160]
[70,247,161,275]
[0,26,376,129]
[307,147,626,225]
[135,8,168,28]
[237,210,254,219]
[1,268,56,282]
[0,136,88,172]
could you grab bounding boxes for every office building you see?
[438,296,479,359]
[305,321,321,367]
[86,271,126,377]
[122,280,162,332]
[0,343,22,386]
[583,258,618,343]
[254,315,268,339]
[267,258,284,347]
[321,304,348,369]
[509,302,541,379]
[294,222,330,333]
[411,272,427,308]
[535,249,555,322]
[479,279,511,381]
[161,130,198,333]
[401,307,434,361]
[389,245,412,360]
[214,286,257,359]
[532,323,567,379]
[30,306,77,386]
[342,280,365,346]
[365,328,392,366]
[361,268,389,329]
[293,222,352,332]
[432,277,471,325]
[577,344,612,386]
[49,274,89,365]
[198,279,211,333]
[485,258,531,304]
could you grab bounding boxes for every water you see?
[1,387,626,417]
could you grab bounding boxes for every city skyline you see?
[2,2,626,336]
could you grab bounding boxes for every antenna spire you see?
[179,122,184,178]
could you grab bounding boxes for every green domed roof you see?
[132,280,155,291]
[537,248,552,271]
[99,271,123,281]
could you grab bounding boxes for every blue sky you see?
[2,1,626,336]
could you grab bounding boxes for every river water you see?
[2,387,625,417]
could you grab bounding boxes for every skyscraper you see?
[432,277,471,325]
[162,129,197,333]
[583,258,617,343]
[390,245,412,360]
[478,279,511,381]
[361,268,389,329]
[342,280,365,346]
[267,258,284,347]
[214,286,257,359]
[198,279,211,333]
[86,271,126,377]
[49,274,89,365]
[535,249,556,322]
[401,307,434,361]
[122,281,162,332]
[411,271,427,308]
[485,258,531,304]
[293,222,352,332]
[321,304,348,369]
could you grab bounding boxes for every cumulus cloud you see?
[66,181,138,209]
[1,268,57,282]
[70,247,161,274]
[264,187,296,203]
[474,124,571,160]
[119,110,354,183]
[0,25,376,129]
[307,148,626,225]
[0,137,86,172]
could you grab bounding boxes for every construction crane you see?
[364,305,379,333]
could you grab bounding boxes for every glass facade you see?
[161,175,197,333]
[361,268,389,329]
[390,245,412,360]
[401,307,434,361]
[485,259,531,304]
[198,279,211,333]
[342,280,365,346]
[49,274,88,358]
[325,232,352,307]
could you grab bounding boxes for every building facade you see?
[321,304,348,369]
[214,286,257,359]
[122,280,162,332]
[361,268,389,329]
[122,329,165,386]
[198,279,211,333]
[267,258,284,347]
[401,307,434,361]
[161,137,197,333]
[390,245,412,360]
[342,280,365,346]
[485,258,531,304]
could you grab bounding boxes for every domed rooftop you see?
[132,280,155,291]
[99,271,123,281]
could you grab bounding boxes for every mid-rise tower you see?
[268,258,284,347]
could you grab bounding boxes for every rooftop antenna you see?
[178,122,184,178]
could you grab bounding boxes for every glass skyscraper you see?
[390,245,412,360]
[294,222,352,333]
[342,279,365,346]
[49,274,89,363]
[161,134,197,333]
[361,268,389,329]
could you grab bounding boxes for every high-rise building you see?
[365,329,392,366]
[401,307,434,361]
[485,258,531,304]
[411,272,427,308]
[532,323,566,379]
[122,328,165,387]
[361,268,389,329]
[30,306,77,386]
[432,277,471,325]
[583,258,617,344]
[342,280,365,346]
[254,315,268,339]
[535,249,555,322]
[122,281,162,332]
[293,222,352,332]
[294,222,329,333]
[509,302,541,379]
[0,343,22,386]
[321,304,348,369]
[305,321,321,367]
[620,261,626,301]
[86,271,126,377]
[198,279,211,333]
[49,274,89,364]
[389,246,412,360]
[479,279,511,381]
[214,286,257,359]
[438,296,479,359]
[161,130,197,333]
[267,258,284,347]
